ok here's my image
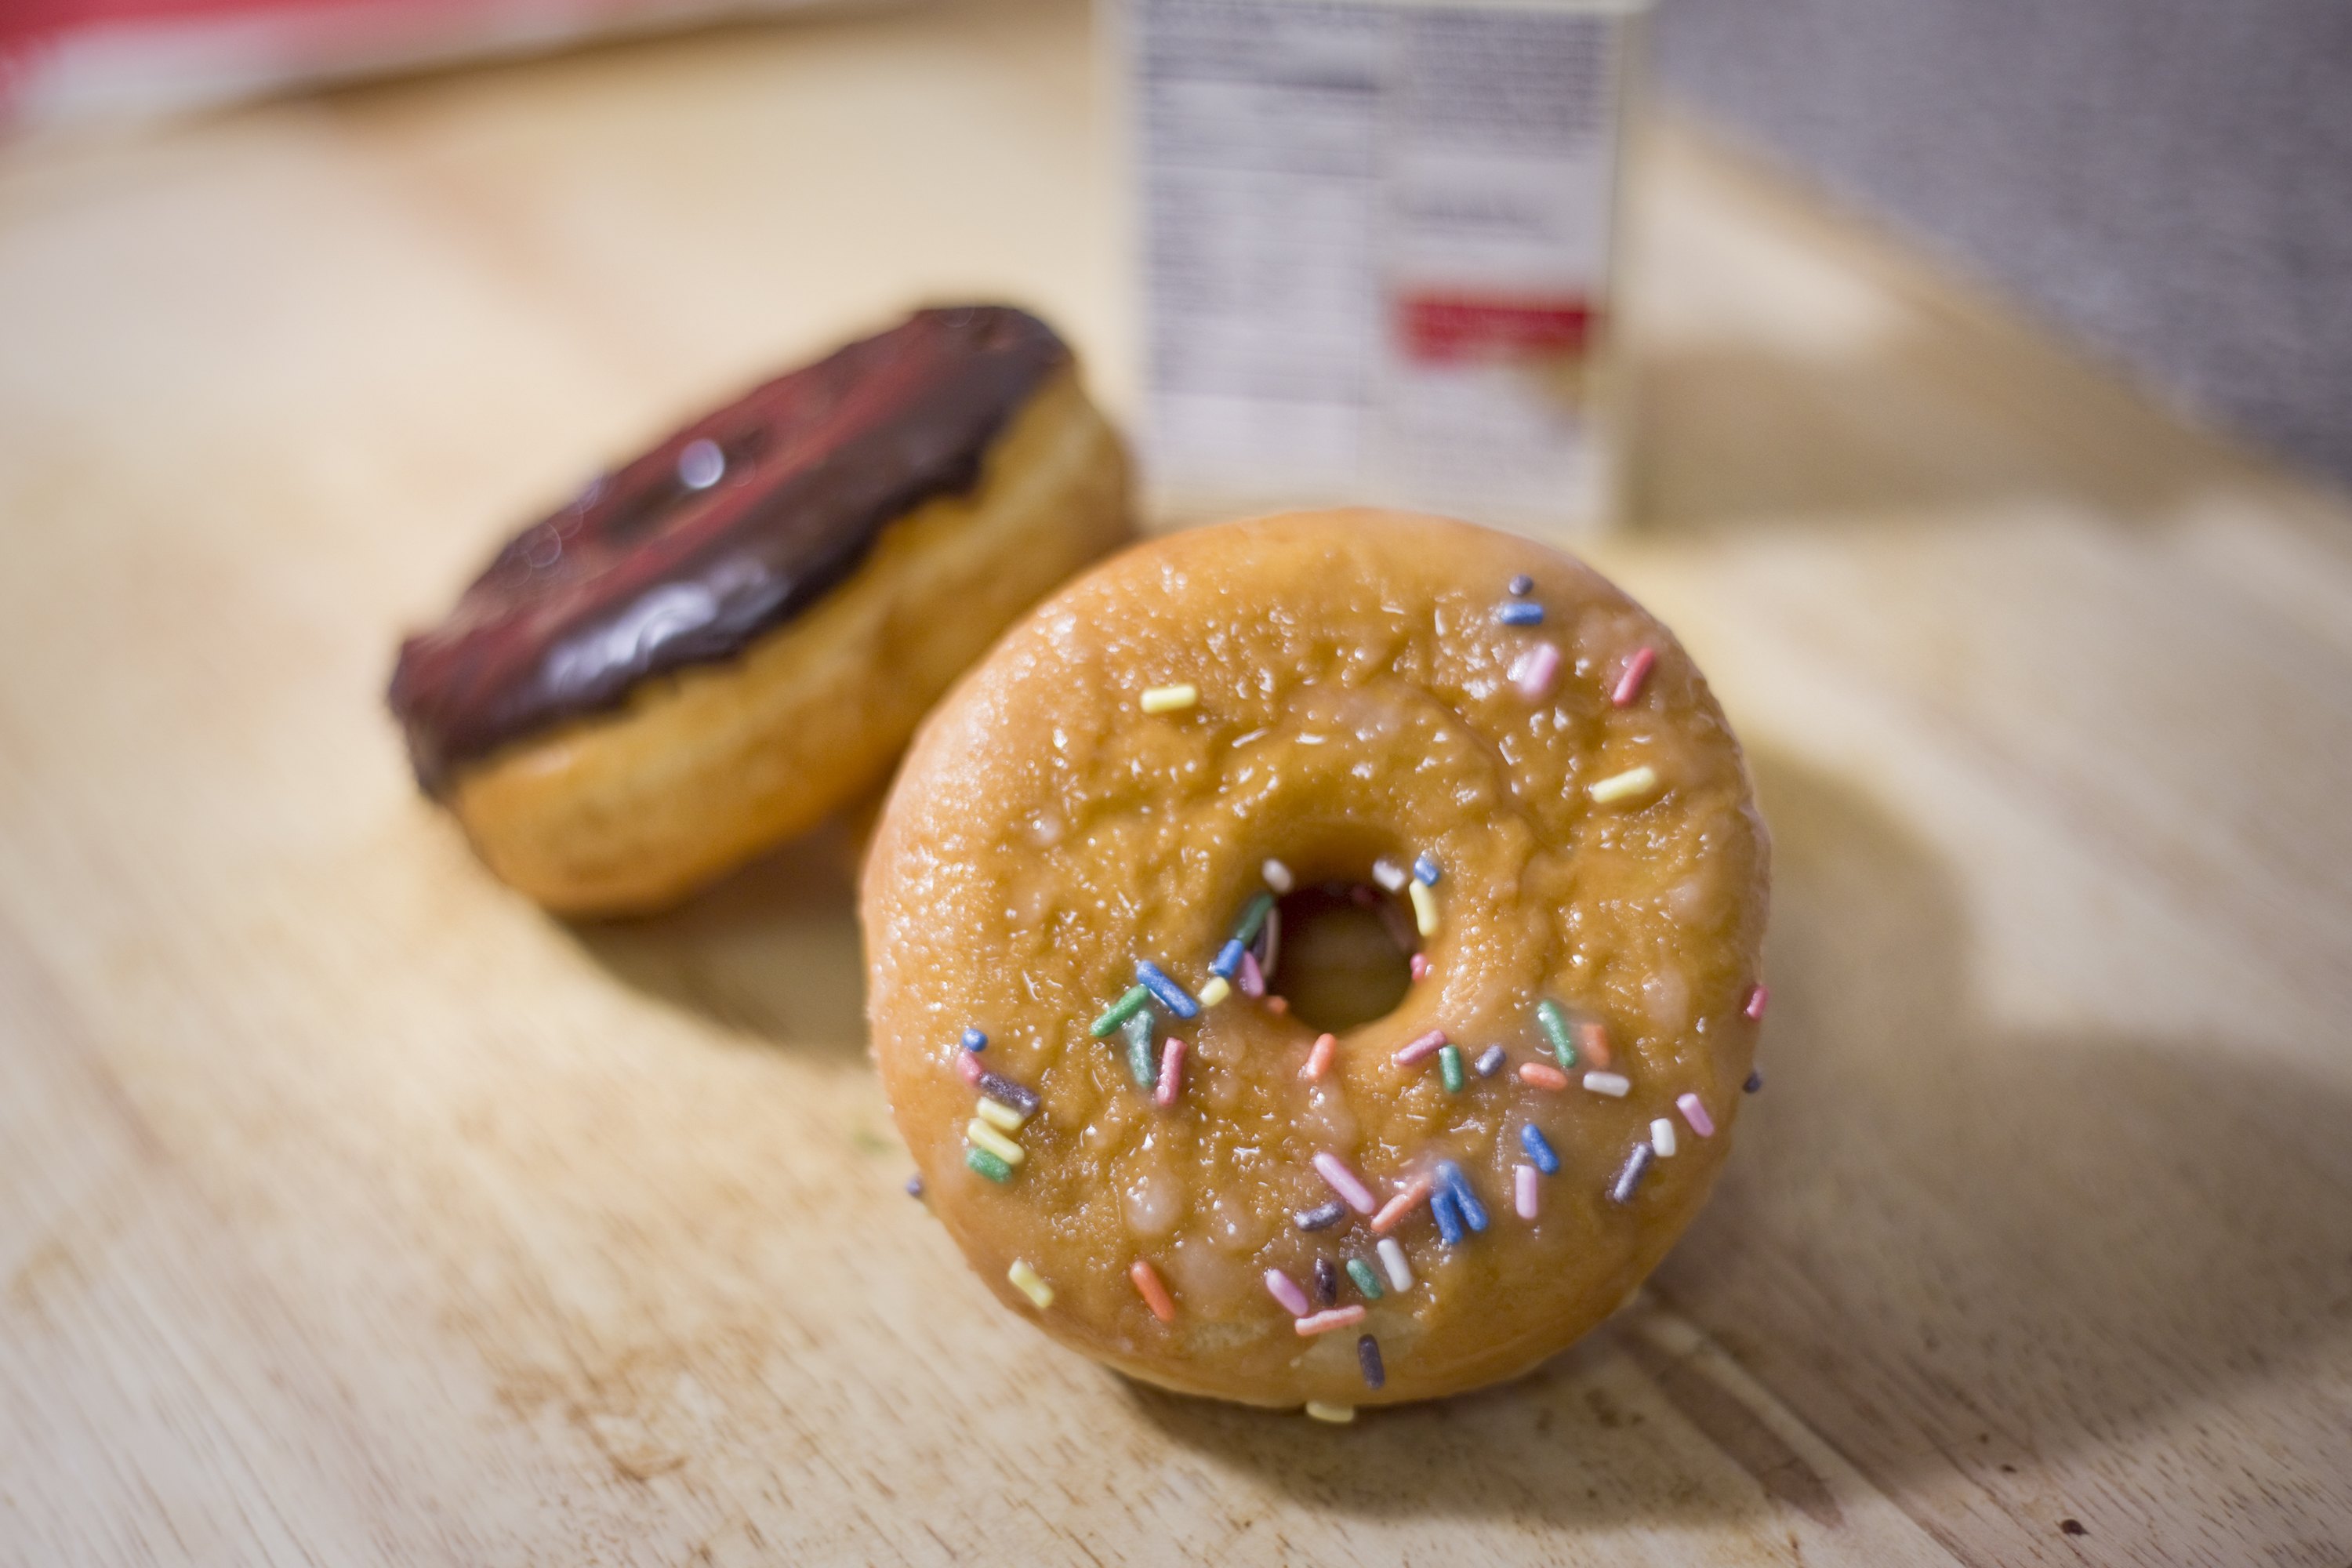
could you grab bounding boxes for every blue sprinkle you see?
[1431,1189,1465,1245]
[961,1027,987,1053]
[1744,1069,1765,1094]
[1412,853,1441,887]
[1134,959,1200,1019]
[1497,601,1544,626]
[1358,1334,1385,1390]
[1508,574,1535,597]
[1520,1124,1560,1174]
[1436,1161,1488,1232]
[1210,938,1247,980]
[1474,1044,1506,1078]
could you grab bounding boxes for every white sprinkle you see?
[1650,1117,1678,1157]
[1372,858,1410,892]
[1584,1071,1632,1098]
[1140,684,1198,714]
[1377,1236,1414,1291]
[1588,765,1660,805]
[1263,858,1295,894]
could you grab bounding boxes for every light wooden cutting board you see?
[2,0,2349,1561]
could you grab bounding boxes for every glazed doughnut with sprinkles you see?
[862,510,1769,1414]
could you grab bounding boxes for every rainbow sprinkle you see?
[1210,938,1247,978]
[1508,574,1534,596]
[1412,854,1442,885]
[1393,1029,1449,1067]
[966,1146,1011,1183]
[1377,1236,1414,1290]
[1372,858,1410,893]
[1295,1305,1367,1337]
[956,1051,985,1087]
[1609,1143,1655,1205]
[1650,1117,1678,1157]
[1497,601,1544,626]
[1519,1062,1570,1091]
[905,1174,924,1199]
[1305,1401,1355,1423]
[1007,1259,1054,1308]
[1439,1044,1465,1093]
[1265,1269,1310,1316]
[1511,642,1563,701]
[1535,1000,1577,1070]
[1588,764,1660,805]
[1263,858,1294,893]
[1519,1123,1559,1174]
[1371,1179,1430,1234]
[1358,1334,1385,1389]
[1345,1257,1384,1300]
[1677,1092,1717,1137]
[1474,1044,1505,1077]
[1580,1021,1615,1071]
[975,1069,1040,1117]
[1134,960,1200,1019]
[1313,1152,1378,1214]
[1583,1071,1631,1098]
[1515,1164,1539,1219]
[1120,1010,1155,1088]
[1236,949,1266,999]
[1155,1037,1186,1106]
[1232,890,1276,946]
[1431,1189,1465,1244]
[1744,984,1770,1021]
[967,1120,1025,1167]
[1313,1258,1339,1307]
[1611,646,1657,706]
[1408,880,1439,938]
[1745,1069,1764,1094]
[1294,1199,1347,1232]
[962,1027,987,1053]
[974,1097,1027,1133]
[1303,1033,1337,1080]
[1139,684,1197,713]
[1130,1259,1176,1323]
[1196,975,1232,1008]
[1435,1162,1488,1232]
[1409,952,1431,983]
[1091,985,1152,1037]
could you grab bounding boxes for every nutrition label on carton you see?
[1131,0,1636,532]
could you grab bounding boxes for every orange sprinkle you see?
[1303,1033,1337,1080]
[1265,996,1289,1015]
[1294,1305,1367,1337]
[1519,1062,1570,1091]
[1578,1021,1613,1070]
[1129,1259,1176,1323]
[1371,1178,1432,1234]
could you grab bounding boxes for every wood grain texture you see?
[2,0,2347,1562]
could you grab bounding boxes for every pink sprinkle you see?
[1744,984,1769,1021]
[1392,1029,1449,1067]
[1371,1178,1431,1234]
[1519,1061,1570,1091]
[1237,949,1266,999]
[1156,1037,1186,1106]
[956,1051,985,1086]
[1312,1152,1377,1214]
[1409,952,1430,982]
[1611,645,1657,706]
[1265,1269,1310,1316]
[1511,641,1563,701]
[1303,1033,1337,1080]
[1515,1164,1540,1220]
[1677,1092,1716,1138]
[1294,1305,1367,1337]
[1265,996,1289,1015]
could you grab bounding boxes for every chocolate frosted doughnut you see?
[390,305,1131,913]
[862,510,1769,1411]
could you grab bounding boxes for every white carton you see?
[1125,0,1644,538]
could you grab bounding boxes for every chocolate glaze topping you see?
[389,305,1069,793]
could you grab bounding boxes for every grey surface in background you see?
[1653,0,2352,488]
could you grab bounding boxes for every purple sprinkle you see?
[904,1174,924,1199]
[1744,1069,1764,1094]
[1609,1142,1655,1205]
[1358,1334,1385,1389]
[975,1069,1039,1117]
[1508,574,1534,597]
[1313,1258,1339,1306]
[1474,1045,1506,1077]
[1295,1200,1347,1232]
[677,437,725,491]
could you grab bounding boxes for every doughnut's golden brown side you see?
[863,510,1769,1409]
[445,367,1131,915]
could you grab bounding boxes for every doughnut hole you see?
[1268,881,1416,1036]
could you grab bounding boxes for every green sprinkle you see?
[1232,890,1276,946]
[1091,985,1152,1037]
[1121,1008,1156,1090]
[1345,1258,1385,1300]
[1535,1000,1577,1070]
[965,1145,1013,1183]
[1439,1044,1465,1093]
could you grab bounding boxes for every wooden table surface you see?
[5,1,2350,1562]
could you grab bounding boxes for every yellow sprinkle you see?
[975,1096,1028,1132]
[1140,684,1199,714]
[1008,1259,1054,1309]
[1196,975,1232,1008]
[1303,1401,1356,1424]
[1588,764,1660,804]
[967,1120,1025,1167]
[1407,878,1438,938]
